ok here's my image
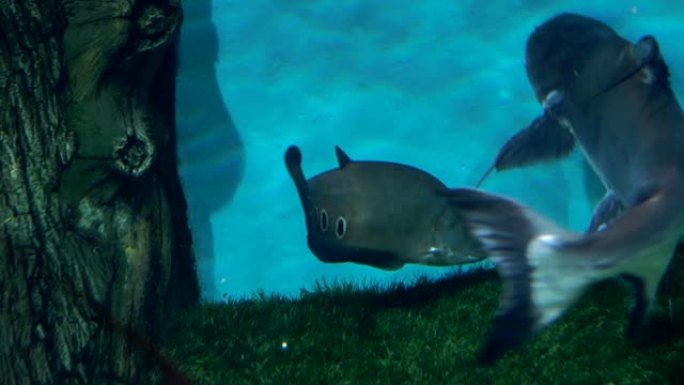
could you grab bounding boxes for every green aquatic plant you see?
[156,255,684,385]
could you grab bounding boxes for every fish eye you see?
[542,89,563,111]
[335,216,347,239]
[319,209,328,232]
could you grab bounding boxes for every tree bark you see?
[0,0,199,384]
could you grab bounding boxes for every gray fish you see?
[285,145,485,270]
[476,13,662,192]
[446,13,684,364]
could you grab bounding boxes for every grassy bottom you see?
[156,253,684,385]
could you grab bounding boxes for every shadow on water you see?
[176,0,245,299]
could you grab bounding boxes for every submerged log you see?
[0,0,199,384]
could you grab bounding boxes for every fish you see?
[285,145,486,270]
[445,13,684,364]
[475,12,663,192]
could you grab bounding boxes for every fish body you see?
[285,145,485,270]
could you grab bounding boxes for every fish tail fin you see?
[444,188,610,364]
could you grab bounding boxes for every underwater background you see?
[176,0,684,300]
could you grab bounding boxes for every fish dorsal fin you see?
[335,146,353,169]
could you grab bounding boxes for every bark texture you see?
[0,0,198,384]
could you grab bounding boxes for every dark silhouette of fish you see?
[285,145,486,270]
[446,13,684,364]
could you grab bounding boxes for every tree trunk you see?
[0,0,199,384]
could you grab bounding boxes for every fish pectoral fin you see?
[586,190,624,233]
[477,114,575,186]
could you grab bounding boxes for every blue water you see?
[176,1,684,300]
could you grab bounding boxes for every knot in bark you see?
[135,4,180,53]
[113,132,154,177]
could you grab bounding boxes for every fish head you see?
[525,13,631,107]
[285,145,410,269]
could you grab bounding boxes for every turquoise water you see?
[177,1,684,300]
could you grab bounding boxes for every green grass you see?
[156,254,684,385]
